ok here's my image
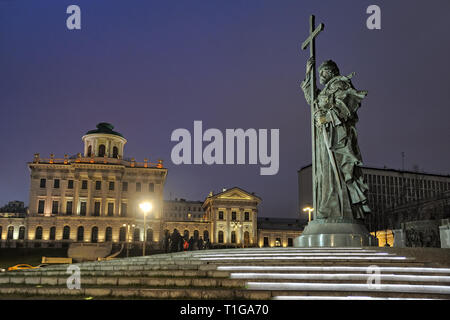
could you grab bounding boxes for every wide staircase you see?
[1,247,449,300]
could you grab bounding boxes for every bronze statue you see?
[296,15,375,247]
[301,58,371,220]
[300,15,371,221]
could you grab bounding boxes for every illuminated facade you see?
[0,123,304,250]
[0,123,167,247]
[257,218,303,248]
[0,123,275,249]
[202,187,260,246]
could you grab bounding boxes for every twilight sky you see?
[0,0,449,219]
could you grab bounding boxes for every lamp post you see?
[231,221,243,248]
[303,207,314,222]
[139,201,153,256]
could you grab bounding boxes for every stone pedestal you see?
[439,223,450,248]
[294,219,377,247]
[68,242,112,262]
[392,229,406,248]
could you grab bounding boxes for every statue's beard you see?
[319,77,328,85]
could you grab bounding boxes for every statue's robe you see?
[301,73,371,220]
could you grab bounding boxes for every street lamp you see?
[303,207,314,222]
[139,201,153,256]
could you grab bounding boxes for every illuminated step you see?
[193,248,384,255]
[193,248,379,253]
[193,252,393,257]
[218,266,450,274]
[246,282,450,295]
[230,273,450,282]
[273,296,440,300]
[199,256,409,261]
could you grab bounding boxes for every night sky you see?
[1,1,449,219]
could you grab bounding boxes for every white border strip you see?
[230,272,450,282]
[246,282,450,294]
[218,266,450,273]
[272,296,440,300]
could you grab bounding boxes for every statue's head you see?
[319,60,340,85]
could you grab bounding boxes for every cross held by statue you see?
[301,14,324,217]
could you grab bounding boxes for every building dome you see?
[82,123,127,159]
[85,122,124,137]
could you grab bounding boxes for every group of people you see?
[162,229,211,253]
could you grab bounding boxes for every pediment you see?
[215,187,260,202]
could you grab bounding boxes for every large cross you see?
[301,15,324,219]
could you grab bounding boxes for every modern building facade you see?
[298,164,450,233]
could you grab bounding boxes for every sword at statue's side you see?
[301,15,324,219]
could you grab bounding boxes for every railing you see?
[32,153,164,169]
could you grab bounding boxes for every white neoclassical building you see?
[0,123,271,250]
[0,123,167,248]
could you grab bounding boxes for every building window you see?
[203,230,209,241]
[35,226,43,240]
[80,201,87,216]
[149,183,154,192]
[231,231,236,243]
[245,212,250,221]
[54,179,60,189]
[146,229,153,242]
[263,237,269,247]
[66,201,73,215]
[119,227,126,242]
[218,211,224,220]
[232,212,236,221]
[122,182,128,192]
[77,226,84,241]
[113,146,118,158]
[109,182,115,191]
[218,231,224,243]
[18,226,25,240]
[107,203,114,216]
[91,227,98,243]
[95,181,102,190]
[0,226,2,240]
[136,182,141,192]
[40,178,46,188]
[7,226,14,240]
[68,180,74,189]
[98,144,106,157]
[105,227,112,242]
[94,201,101,216]
[133,228,140,242]
[244,231,250,246]
[87,145,92,157]
[38,200,45,214]
[288,238,293,247]
[275,238,282,247]
[52,201,59,214]
[49,227,56,241]
[121,203,127,217]
[81,180,88,190]
[63,226,70,240]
